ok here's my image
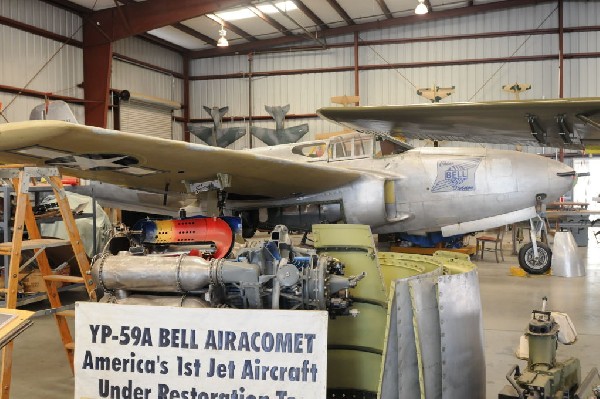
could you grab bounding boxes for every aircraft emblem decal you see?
[431,158,482,193]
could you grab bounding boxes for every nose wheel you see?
[518,215,552,274]
[518,241,552,274]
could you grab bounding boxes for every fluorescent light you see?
[257,1,298,14]
[215,8,255,22]
[215,1,298,21]
[415,0,428,14]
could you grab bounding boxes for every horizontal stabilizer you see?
[251,124,309,146]
[189,126,246,147]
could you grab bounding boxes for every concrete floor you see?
[5,236,600,398]
[479,237,600,398]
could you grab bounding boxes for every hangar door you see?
[119,93,180,139]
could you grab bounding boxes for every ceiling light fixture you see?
[415,0,428,15]
[217,25,229,47]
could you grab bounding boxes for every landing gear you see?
[518,241,552,274]
[517,214,551,274]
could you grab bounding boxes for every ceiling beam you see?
[139,33,190,53]
[39,0,89,15]
[208,14,258,42]
[84,0,253,46]
[191,0,554,58]
[116,0,219,46]
[374,0,393,19]
[291,0,328,30]
[250,6,293,36]
[114,0,217,47]
[172,22,218,46]
[325,0,355,25]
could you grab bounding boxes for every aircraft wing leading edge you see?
[0,121,361,198]
[318,97,600,149]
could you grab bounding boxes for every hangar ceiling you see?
[41,0,545,58]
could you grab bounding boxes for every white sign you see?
[75,302,327,399]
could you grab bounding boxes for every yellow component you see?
[586,146,600,154]
[433,250,476,274]
[378,252,441,294]
[327,351,382,392]
[384,180,395,204]
[510,266,528,277]
[314,224,386,393]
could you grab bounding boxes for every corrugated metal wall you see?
[0,1,184,138]
[189,1,599,150]
[1,0,598,147]
[563,1,600,98]
[0,0,83,123]
[0,0,82,39]
[114,37,183,74]
[111,37,184,138]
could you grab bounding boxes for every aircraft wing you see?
[0,121,361,198]
[217,127,247,148]
[188,125,215,145]
[318,97,600,149]
[251,124,309,146]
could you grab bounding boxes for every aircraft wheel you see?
[518,241,552,274]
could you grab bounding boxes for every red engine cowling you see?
[137,217,234,259]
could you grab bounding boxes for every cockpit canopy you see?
[291,133,411,162]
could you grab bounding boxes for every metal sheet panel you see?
[396,278,420,399]
[0,0,82,39]
[361,59,559,105]
[114,37,183,74]
[362,34,557,66]
[252,47,353,71]
[564,58,600,98]
[191,54,248,76]
[379,286,399,399]
[437,270,486,399]
[409,276,442,399]
[360,3,558,42]
[251,72,354,115]
[0,25,84,97]
[112,60,182,104]
[564,0,600,26]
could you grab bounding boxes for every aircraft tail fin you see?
[30,100,79,124]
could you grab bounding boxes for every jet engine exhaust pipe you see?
[91,253,260,292]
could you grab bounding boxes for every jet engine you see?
[91,225,364,317]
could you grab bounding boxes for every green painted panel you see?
[328,302,387,351]
[327,350,383,392]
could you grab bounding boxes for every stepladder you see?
[0,165,97,398]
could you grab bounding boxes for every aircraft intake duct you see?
[92,253,260,293]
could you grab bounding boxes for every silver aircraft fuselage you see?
[80,134,575,237]
[234,136,575,236]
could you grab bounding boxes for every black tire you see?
[518,241,552,274]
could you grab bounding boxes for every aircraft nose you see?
[545,159,576,202]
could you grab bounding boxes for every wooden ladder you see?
[0,165,97,399]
